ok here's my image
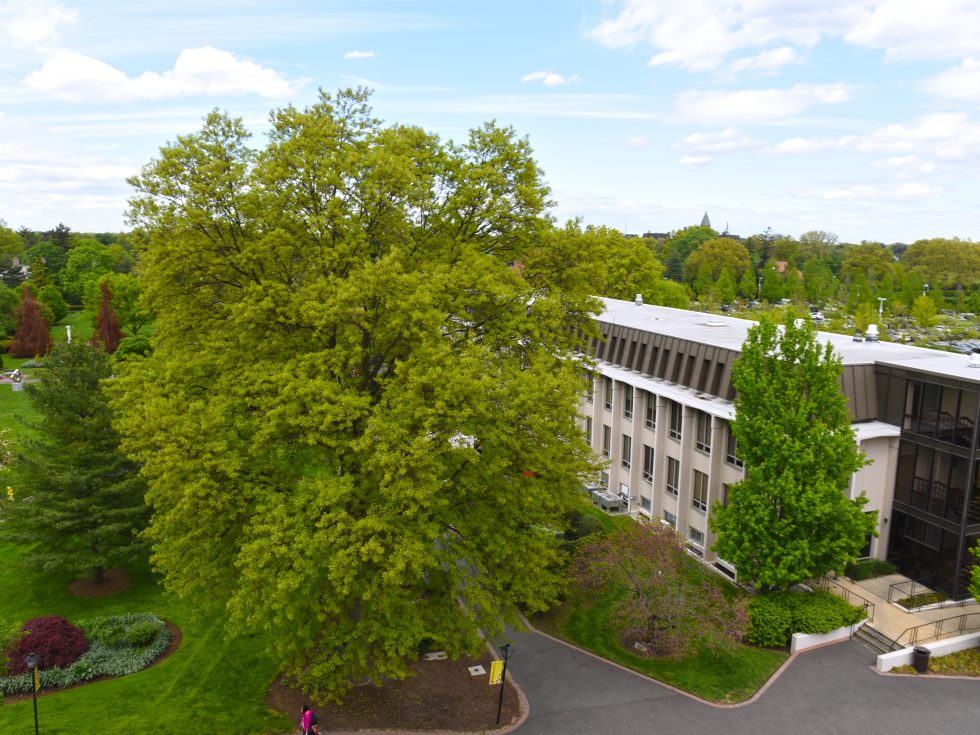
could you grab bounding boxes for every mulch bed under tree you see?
[68,568,131,598]
[266,650,522,732]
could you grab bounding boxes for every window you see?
[584,417,593,444]
[603,376,613,410]
[695,411,711,453]
[640,495,651,512]
[663,510,677,528]
[645,392,657,429]
[721,483,730,508]
[599,471,609,487]
[725,429,744,467]
[602,425,611,457]
[666,457,679,496]
[621,434,632,470]
[689,526,705,546]
[642,444,654,482]
[669,401,682,441]
[585,373,594,403]
[692,470,708,512]
[623,385,633,419]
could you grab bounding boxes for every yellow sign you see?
[33,666,39,692]
[488,659,503,685]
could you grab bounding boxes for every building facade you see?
[582,298,980,598]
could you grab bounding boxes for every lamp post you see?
[25,652,39,735]
[495,643,512,726]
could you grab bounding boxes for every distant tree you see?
[802,260,835,304]
[714,266,737,304]
[798,230,839,264]
[0,341,149,582]
[9,285,53,357]
[664,226,716,281]
[0,220,24,269]
[683,237,751,287]
[575,523,747,658]
[26,240,68,279]
[46,223,73,251]
[84,273,150,335]
[91,281,123,353]
[0,284,18,335]
[911,295,938,328]
[37,285,69,325]
[903,238,980,292]
[759,261,784,303]
[841,242,893,286]
[737,269,757,300]
[60,240,114,302]
[852,303,875,333]
[710,312,876,590]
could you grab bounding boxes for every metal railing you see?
[887,577,939,609]
[816,576,876,622]
[887,611,980,651]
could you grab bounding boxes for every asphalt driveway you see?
[506,630,980,734]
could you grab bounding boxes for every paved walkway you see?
[506,629,980,735]
[825,573,978,644]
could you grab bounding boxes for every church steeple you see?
[700,211,711,228]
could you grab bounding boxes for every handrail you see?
[887,577,936,606]
[886,611,980,651]
[816,576,876,622]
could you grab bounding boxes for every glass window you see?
[669,401,682,440]
[640,495,651,511]
[621,434,632,470]
[692,470,708,512]
[726,427,744,467]
[666,457,679,496]
[695,411,711,453]
[623,385,633,419]
[645,392,657,429]
[603,376,613,410]
[585,372,594,403]
[642,444,654,482]
[584,417,592,444]
[663,509,677,528]
[689,526,705,546]
[602,425,611,457]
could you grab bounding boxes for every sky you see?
[2,0,980,244]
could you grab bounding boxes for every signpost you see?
[494,643,512,725]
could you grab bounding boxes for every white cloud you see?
[675,127,760,154]
[672,83,851,124]
[769,135,856,155]
[679,155,712,167]
[0,0,77,51]
[25,47,306,102]
[344,50,377,59]
[625,136,649,149]
[729,46,800,74]
[845,0,980,61]
[922,58,980,101]
[587,1,973,72]
[853,113,980,158]
[872,155,936,174]
[808,182,943,201]
[521,71,580,86]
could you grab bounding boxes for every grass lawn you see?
[535,512,788,704]
[0,544,292,735]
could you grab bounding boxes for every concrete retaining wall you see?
[876,631,980,672]
[790,619,868,653]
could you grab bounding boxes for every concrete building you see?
[581,297,980,599]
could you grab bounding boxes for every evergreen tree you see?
[9,285,52,357]
[709,311,876,589]
[0,341,149,582]
[91,280,123,353]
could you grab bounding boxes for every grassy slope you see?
[1,312,290,734]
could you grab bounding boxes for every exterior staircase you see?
[853,623,897,655]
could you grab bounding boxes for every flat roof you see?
[599,297,980,384]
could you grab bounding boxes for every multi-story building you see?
[582,297,980,599]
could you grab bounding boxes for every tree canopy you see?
[112,88,600,700]
[709,311,876,589]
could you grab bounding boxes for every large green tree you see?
[709,312,876,589]
[112,89,600,700]
[0,341,149,582]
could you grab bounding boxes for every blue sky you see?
[2,1,980,243]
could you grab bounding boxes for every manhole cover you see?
[468,665,486,676]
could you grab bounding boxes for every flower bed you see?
[0,613,170,696]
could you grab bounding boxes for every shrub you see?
[126,621,160,648]
[9,615,88,674]
[747,591,865,647]
[0,613,169,696]
[844,559,897,581]
[114,335,152,360]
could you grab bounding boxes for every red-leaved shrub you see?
[9,615,89,674]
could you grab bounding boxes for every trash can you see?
[912,646,931,673]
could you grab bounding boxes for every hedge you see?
[747,591,865,647]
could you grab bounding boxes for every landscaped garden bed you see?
[895,591,949,610]
[891,647,980,676]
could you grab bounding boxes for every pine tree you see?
[0,341,149,582]
[91,280,122,353]
[9,284,53,358]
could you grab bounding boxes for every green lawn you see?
[0,544,291,735]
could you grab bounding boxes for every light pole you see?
[25,652,39,735]
[495,643,512,726]
[877,297,886,321]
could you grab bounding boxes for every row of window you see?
[587,376,744,466]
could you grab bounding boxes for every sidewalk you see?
[827,573,978,645]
